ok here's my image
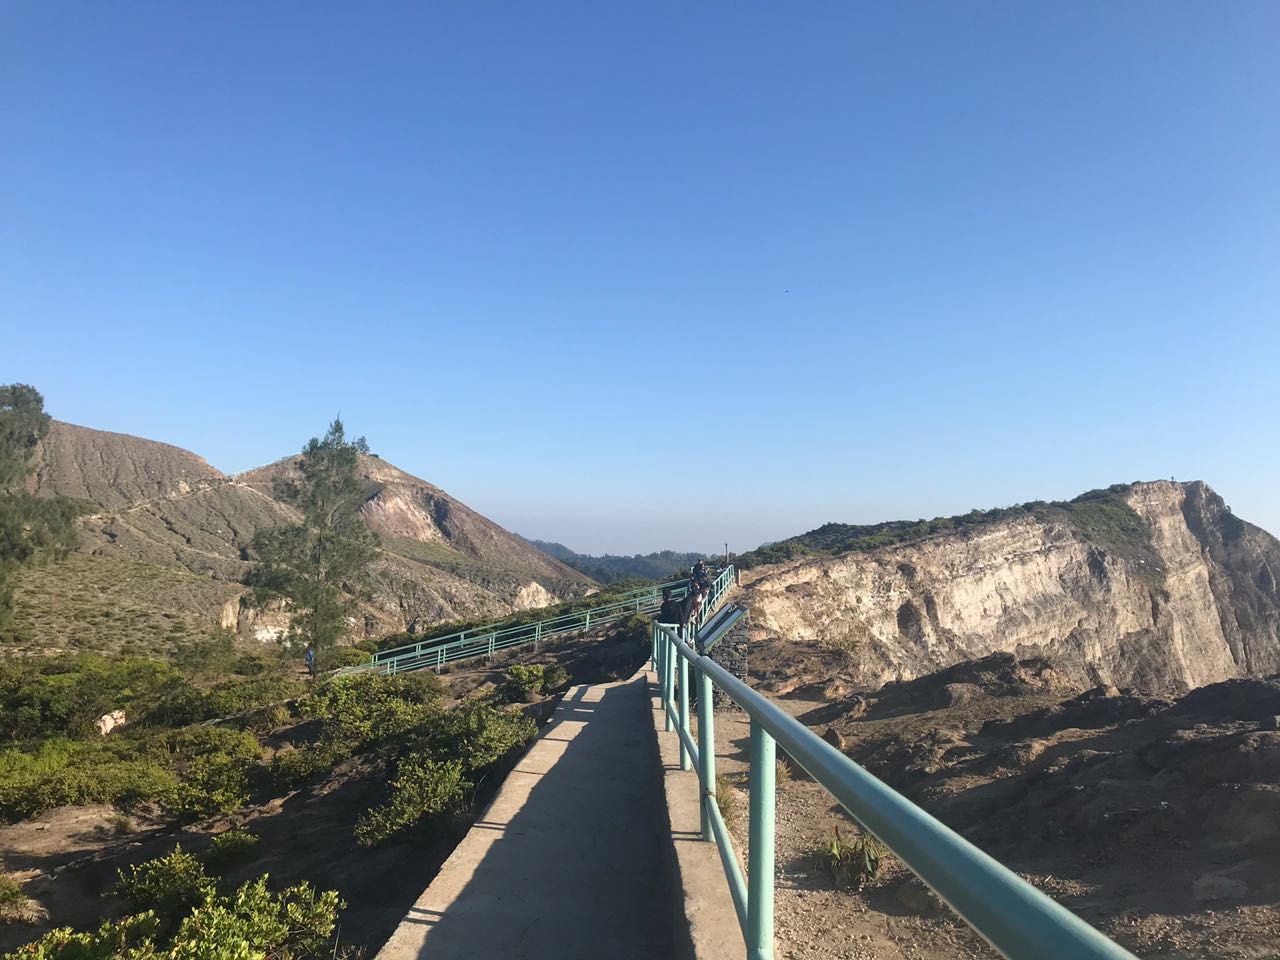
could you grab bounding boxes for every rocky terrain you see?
[716,653,1280,959]
[744,481,1280,696]
[6,420,593,652]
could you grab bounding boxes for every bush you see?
[161,727,261,820]
[115,845,215,929]
[303,672,442,745]
[542,664,569,693]
[0,654,187,741]
[817,827,889,889]
[0,871,38,924]
[175,876,341,959]
[267,745,345,793]
[202,828,261,871]
[354,756,467,847]
[0,738,177,822]
[13,874,343,959]
[316,647,369,672]
[502,664,545,702]
[204,676,304,718]
[424,700,537,772]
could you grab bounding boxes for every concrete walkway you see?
[376,677,675,960]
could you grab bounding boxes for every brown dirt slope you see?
[747,652,1280,959]
[8,420,594,654]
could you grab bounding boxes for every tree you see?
[0,385,83,630]
[250,419,379,650]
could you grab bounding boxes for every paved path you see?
[376,676,675,960]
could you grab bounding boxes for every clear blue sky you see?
[3,3,1278,554]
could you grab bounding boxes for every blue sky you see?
[3,2,1278,553]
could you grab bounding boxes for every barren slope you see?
[8,421,593,653]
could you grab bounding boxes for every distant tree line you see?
[734,484,1159,574]
[525,538,704,584]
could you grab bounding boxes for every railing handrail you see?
[342,566,737,676]
[372,576,692,663]
[653,603,1138,960]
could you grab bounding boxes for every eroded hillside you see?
[745,481,1280,695]
[7,421,593,652]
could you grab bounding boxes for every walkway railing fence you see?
[653,566,1138,960]
[346,575,705,675]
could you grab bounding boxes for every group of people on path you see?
[657,558,715,630]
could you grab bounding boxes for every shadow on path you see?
[378,678,674,960]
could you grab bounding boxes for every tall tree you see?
[250,419,380,650]
[0,385,83,629]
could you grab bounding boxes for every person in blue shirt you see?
[304,644,316,677]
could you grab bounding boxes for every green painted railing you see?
[653,592,1139,960]
[345,575,709,675]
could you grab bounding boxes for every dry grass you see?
[4,555,238,655]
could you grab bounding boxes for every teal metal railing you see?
[653,589,1139,960]
[346,575,706,675]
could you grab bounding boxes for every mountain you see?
[522,539,705,584]
[7,421,594,653]
[742,481,1280,695]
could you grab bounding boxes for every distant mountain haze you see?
[521,539,708,584]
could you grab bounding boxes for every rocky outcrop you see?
[744,481,1280,694]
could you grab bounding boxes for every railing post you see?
[678,650,691,771]
[748,721,776,960]
[585,610,591,628]
[663,631,674,732]
[697,664,715,841]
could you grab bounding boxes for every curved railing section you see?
[346,574,724,675]
[652,614,1138,960]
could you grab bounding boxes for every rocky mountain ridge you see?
[11,420,593,651]
[744,480,1280,695]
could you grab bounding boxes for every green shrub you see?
[267,745,345,793]
[817,827,889,889]
[0,871,37,924]
[115,845,215,929]
[302,672,442,745]
[0,654,187,741]
[161,727,261,820]
[175,876,341,959]
[542,664,569,692]
[354,756,467,846]
[202,828,261,871]
[503,664,545,702]
[315,647,369,672]
[424,700,537,772]
[4,911,161,959]
[12,875,343,959]
[0,738,177,822]
[204,676,304,718]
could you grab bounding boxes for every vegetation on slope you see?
[6,845,345,960]
[736,484,1162,575]
[0,386,86,633]
[0,650,534,837]
[524,539,704,584]
[248,419,380,652]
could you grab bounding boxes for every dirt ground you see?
[0,623,651,955]
[708,652,1280,959]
